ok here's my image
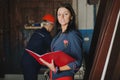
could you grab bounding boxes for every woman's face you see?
[57,7,72,27]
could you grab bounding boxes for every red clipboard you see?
[25,49,75,67]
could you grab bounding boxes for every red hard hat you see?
[42,14,55,23]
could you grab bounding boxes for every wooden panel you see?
[3,0,72,74]
[0,0,10,77]
[88,0,120,79]
[0,5,4,76]
[105,18,120,80]
[83,0,108,79]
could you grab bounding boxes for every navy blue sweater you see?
[26,27,52,55]
[51,30,83,79]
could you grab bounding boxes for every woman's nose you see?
[61,14,64,18]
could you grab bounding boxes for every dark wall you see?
[0,0,72,74]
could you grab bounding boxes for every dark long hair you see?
[55,3,77,34]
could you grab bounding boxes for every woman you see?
[40,3,83,80]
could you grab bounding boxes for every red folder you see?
[25,49,75,67]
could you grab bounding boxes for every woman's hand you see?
[39,58,56,72]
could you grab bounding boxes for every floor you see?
[0,74,83,80]
[0,74,47,80]
[0,66,85,80]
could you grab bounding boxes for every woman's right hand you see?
[39,58,56,72]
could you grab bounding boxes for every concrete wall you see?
[72,0,99,53]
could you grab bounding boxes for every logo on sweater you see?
[63,40,68,47]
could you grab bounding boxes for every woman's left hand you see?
[39,58,56,72]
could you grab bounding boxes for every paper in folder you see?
[25,49,75,67]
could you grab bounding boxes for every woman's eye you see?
[65,13,68,15]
